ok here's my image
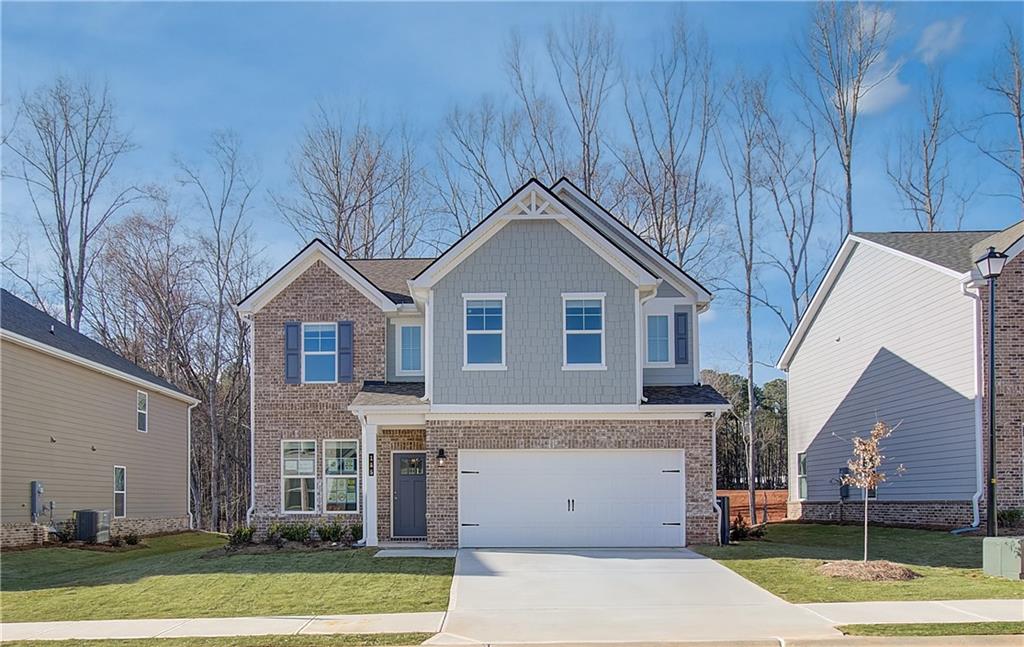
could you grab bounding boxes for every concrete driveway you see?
[428,548,840,644]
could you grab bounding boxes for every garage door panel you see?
[458,449,685,548]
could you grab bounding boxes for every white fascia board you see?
[552,178,713,303]
[1,329,200,405]
[237,240,398,315]
[347,406,430,428]
[408,180,659,292]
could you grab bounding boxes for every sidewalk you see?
[0,611,444,642]
[798,599,1024,625]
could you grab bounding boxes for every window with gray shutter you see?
[337,321,353,382]
[674,312,689,364]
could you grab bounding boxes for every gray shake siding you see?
[788,242,978,504]
[432,220,637,404]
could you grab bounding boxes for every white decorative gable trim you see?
[236,239,398,316]
[408,180,660,297]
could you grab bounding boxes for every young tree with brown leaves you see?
[840,420,906,562]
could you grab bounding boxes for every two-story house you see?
[1,289,198,547]
[238,179,730,548]
[778,221,1023,529]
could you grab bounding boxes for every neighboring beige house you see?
[238,179,730,549]
[778,221,1023,529]
[1,289,199,547]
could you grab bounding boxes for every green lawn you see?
[840,622,1024,636]
[694,523,1024,603]
[3,635,432,647]
[0,533,454,623]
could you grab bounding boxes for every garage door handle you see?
[662,522,681,526]
[567,498,571,512]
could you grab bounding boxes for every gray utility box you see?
[983,536,1023,580]
[75,509,111,543]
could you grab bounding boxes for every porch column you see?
[361,422,378,546]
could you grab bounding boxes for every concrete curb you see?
[427,638,1023,647]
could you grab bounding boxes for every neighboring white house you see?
[778,222,1024,529]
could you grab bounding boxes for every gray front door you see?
[393,453,427,537]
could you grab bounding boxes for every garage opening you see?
[458,449,685,547]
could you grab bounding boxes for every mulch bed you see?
[817,559,920,581]
[202,540,355,558]
[53,541,148,553]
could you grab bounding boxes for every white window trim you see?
[462,293,506,371]
[327,440,364,515]
[644,313,672,367]
[280,439,318,514]
[301,322,338,384]
[113,465,127,518]
[797,452,807,501]
[136,390,148,433]
[395,323,424,377]
[562,292,606,371]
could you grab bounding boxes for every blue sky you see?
[3,2,1022,382]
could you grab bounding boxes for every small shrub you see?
[270,522,313,543]
[317,522,358,546]
[729,514,766,541]
[123,532,140,545]
[350,523,363,542]
[998,508,1024,527]
[228,525,255,546]
[109,535,124,547]
[50,518,76,543]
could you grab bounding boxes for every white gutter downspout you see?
[244,315,257,526]
[955,278,984,533]
[187,401,198,530]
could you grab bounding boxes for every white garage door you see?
[458,449,685,547]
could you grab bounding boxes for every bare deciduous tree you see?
[887,74,957,232]
[717,74,765,524]
[2,76,140,329]
[799,2,893,235]
[616,16,725,278]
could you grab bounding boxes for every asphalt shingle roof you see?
[1,289,190,396]
[642,384,729,406]
[350,380,426,407]
[854,231,997,273]
[347,258,434,304]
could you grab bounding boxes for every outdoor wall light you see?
[437,448,447,466]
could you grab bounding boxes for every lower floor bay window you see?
[282,440,317,512]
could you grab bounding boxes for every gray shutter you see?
[337,321,353,382]
[284,322,301,384]
[674,312,689,365]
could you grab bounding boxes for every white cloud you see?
[858,51,910,115]
[915,17,967,64]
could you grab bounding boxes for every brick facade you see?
[1,516,189,549]
[788,500,974,528]
[979,251,1024,517]
[421,418,718,547]
[251,260,384,532]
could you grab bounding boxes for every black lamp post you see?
[975,245,1008,537]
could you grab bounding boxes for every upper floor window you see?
[396,324,423,376]
[282,440,317,512]
[463,294,505,370]
[563,294,605,370]
[136,391,148,432]
[646,315,670,364]
[303,323,337,383]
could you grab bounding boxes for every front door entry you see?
[393,452,427,537]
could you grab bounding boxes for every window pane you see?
[137,392,147,412]
[283,442,316,476]
[303,324,336,352]
[304,354,336,382]
[325,478,357,512]
[325,441,358,476]
[137,411,147,431]
[566,300,601,331]
[401,326,422,371]
[566,333,602,364]
[797,453,806,476]
[284,477,316,511]
[114,492,126,517]
[798,476,807,499]
[467,333,502,364]
[400,456,424,475]
[114,467,125,491]
[466,300,502,331]
[647,316,669,362]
